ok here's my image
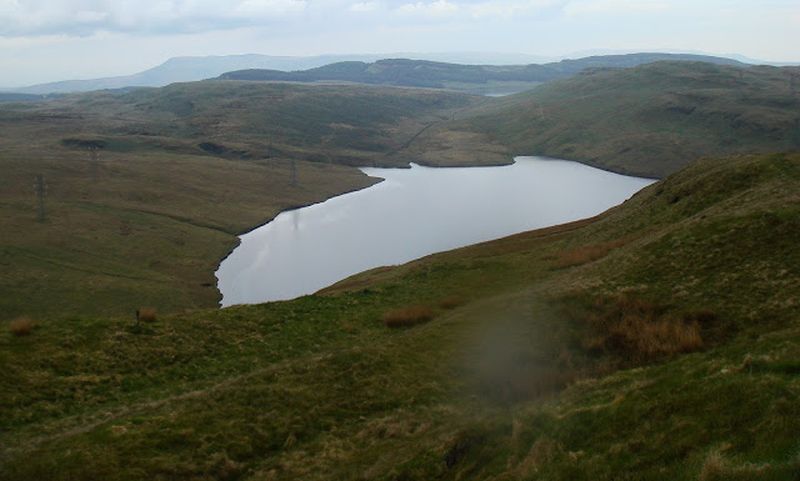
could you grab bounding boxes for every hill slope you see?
[404,61,800,177]
[0,82,479,320]
[2,152,798,480]
[220,53,746,95]
[53,80,480,165]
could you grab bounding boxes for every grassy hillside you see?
[220,54,745,95]
[46,81,480,166]
[405,62,800,177]
[0,83,479,320]
[2,152,798,480]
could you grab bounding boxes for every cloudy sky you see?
[1,0,798,86]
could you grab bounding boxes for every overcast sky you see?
[1,0,798,86]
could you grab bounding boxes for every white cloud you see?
[395,0,459,17]
[467,0,562,19]
[564,0,670,16]
[349,1,378,12]
[0,0,308,36]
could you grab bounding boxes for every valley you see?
[1,55,799,481]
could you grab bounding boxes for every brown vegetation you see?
[8,317,35,336]
[581,294,705,362]
[439,296,465,309]
[382,305,435,329]
[137,308,158,323]
[553,238,629,268]
[698,449,776,481]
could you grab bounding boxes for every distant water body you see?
[216,157,656,306]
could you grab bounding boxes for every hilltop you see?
[404,61,800,177]
[2,152,798,480]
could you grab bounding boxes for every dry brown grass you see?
[137,308,158,323]
[554,238,629,268]
[584,294,705,362]
[698,449,773,481]
[8,317,35,336]
[439,296,465,309]
[382,305,435,329]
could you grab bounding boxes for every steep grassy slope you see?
[0,83,479,320]
[405,62,800,177]
[2,152,798,480]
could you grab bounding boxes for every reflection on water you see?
[216,157,656,306]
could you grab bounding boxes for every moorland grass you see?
[7,317,34,337]
[382,305,436,328]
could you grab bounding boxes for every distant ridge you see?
[5,52,550,95]
[0,92,50,102]
[8,52,745,95]
[218,53,746,92]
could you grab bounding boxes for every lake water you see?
[216,157,656,306]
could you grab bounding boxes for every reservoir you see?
[216,157,656,306]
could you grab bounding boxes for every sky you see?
[1,0,798,86]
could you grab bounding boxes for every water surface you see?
[216,157,655,306]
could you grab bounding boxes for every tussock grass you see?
[579,294,705,362]
[698,449,796,481]
[136,308,157,323]
[8,317,35,336]
[553,238,629,268]
[439,296,465,309]
[382,306,435,328]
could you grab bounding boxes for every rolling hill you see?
[3,59,800,321]
[403,61,800,177]
[0,82,480,320]
[2,152,798,480]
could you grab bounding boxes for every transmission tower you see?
[34,174,47,222]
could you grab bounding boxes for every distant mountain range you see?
[218,53,747,93]
[4,52,755,96]
[3,52,552,95]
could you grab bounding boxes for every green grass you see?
[1,152,798,480]
[0,145,376,320]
